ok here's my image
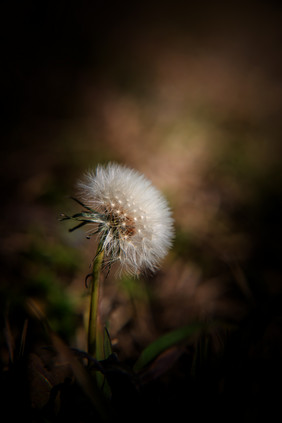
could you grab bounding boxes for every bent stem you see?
[88,247,105,359]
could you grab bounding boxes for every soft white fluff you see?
[77,163,174,275]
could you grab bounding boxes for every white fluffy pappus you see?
[77,163,174,276]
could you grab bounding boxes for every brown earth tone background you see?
[1,1,282,421]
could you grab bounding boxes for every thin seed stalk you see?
[87,248,105,358]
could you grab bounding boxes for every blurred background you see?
[1,0,282,403]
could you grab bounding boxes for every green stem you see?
[88,248,105,358]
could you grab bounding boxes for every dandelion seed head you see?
[77,163,174,276]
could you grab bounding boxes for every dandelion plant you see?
[61,163,174,360]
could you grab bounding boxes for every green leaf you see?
[103,326,113,360]
[95,326,113,399]
[134,322,205,372]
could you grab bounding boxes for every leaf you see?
[134,322,205,372]
[95,327,113,399]
[26,299,111,420]
[28,349,72,409]
[103,326,113,360]
[50,330,111,420]
[139,346,184,383]
[101,327,113,400]
[4,313,15,363]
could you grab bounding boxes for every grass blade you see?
[134,322,205,372]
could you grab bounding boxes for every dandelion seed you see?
[67,163,174,276]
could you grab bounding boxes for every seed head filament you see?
[63,163,174,276]
[105,206,136,239]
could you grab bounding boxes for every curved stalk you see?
[87,248,105,358]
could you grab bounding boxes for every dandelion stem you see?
[87,247,105,358]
